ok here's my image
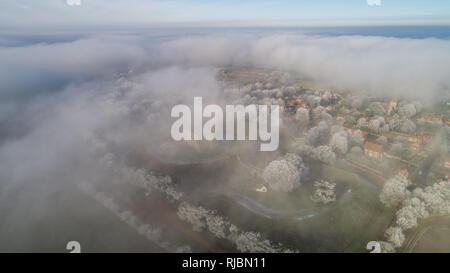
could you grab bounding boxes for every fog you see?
[0,28,449,251]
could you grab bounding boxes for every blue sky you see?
[1,0,450,28]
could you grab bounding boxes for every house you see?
[364,141,384,160]
[325,105,335,112]
[407,132,433,147]
[255,183,268,193]
[410,142,421,151]
[297,102,308,108]
[407,134,422,144]
[345,128,368,139]
[396,167,409,178]
[418,113,443,125]
[254,82,263,89]
[422,132,434,142]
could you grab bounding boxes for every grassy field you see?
[201,163,395,252]
[402,216,450,253]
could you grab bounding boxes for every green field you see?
[201,163,395,252]
[403,216,450,253]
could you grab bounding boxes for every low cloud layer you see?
[2,29,450,186]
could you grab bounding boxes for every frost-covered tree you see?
[321,91,333,105]
[368,102,386,116]
[413,101,423,114]
[396,206,419,230]
[399,119,416,134]
[232,232,276,253]
[122,167,182,201]
[376,136,388,146]
[292,137,314,157]
[177,202,208,232]
[306,95,321,107]
[388,114,402,131]
[312,145,336,165]
[351,97,363,109]
[349,130,365,147]
[385,226,405,248]
[175,245,192,253]
[344,115,356,126]
[368,117,386,134]
[413,181,450,216]
[320,111,333,124]
[356,117,367,129]
[262,154,303,192]
[398,104,417,118]
[391,143,404,157]
[205,213,228,239]
[295,108,310,125]
[230,231,297,253]
[350,146,363,156]
[178,202,298,253]
[378,241,396,253]
[306,121,329,146]
[330,131,349,155]
[381,180,450,251]
[282,153,306,170]
[380,176,411,207]
[395,195,430,231]
[311,180,336,204]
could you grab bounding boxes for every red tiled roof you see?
[345,128,368,138]
[364,141,383,153]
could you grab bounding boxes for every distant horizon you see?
[2,25,450,40]
[2,0,450,28]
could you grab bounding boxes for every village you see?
[79,66,450,254]
[218,67,450,189]
[212,66,450,252]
